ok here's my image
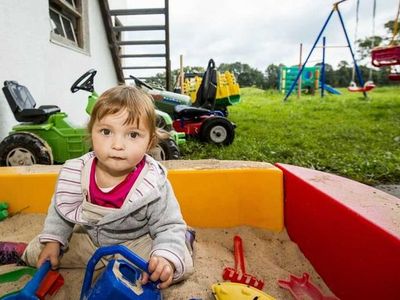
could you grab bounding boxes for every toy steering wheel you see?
[70,69,97,93]
[129,75,153,90]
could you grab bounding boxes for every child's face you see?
[91,110,151,176]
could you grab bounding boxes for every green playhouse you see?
[279,66,321,94]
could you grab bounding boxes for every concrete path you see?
[374,184,400,199]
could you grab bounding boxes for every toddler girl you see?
[22,85,193,288]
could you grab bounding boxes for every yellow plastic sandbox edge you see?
[0,165,284,231]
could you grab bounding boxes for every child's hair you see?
[87,85,168,149]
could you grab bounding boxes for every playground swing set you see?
[371,0,400,81]
[284,0,377,101]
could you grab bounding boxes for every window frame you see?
[49,0,90,54]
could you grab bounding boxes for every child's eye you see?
[100,129,111,136]
[129,132,139,139]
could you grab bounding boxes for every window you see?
[50,8,78,44]
[49,0,89,53]
[65,0,76,8]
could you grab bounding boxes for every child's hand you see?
[37,241,61,270]
[141,256,175,289]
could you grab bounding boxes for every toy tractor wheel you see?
[199,117,235,145]
[148,138,180,161]
[156,114,172,131]
[0,133,53,166]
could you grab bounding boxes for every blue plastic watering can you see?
[80,245,162,300]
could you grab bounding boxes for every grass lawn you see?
[180,86,400,185]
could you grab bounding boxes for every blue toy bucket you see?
[80,245,162,300]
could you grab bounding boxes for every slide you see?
[320,83,341,95]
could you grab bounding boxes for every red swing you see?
[371,46,400,81]
[347,1,377,93]
[347,81,376,92]
[371,45,400,67]
[371,0,400,73]
[388,73,400,81]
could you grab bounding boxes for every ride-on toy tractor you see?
[131,60,236,146]
[182,61,241,117]
[0,70,184,166]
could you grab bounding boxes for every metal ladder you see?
[100,0,171,90]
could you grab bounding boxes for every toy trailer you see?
[184,71,241,113]
[0,161,399,300]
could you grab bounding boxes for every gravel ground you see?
[374,184,400,199]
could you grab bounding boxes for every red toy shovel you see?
[222,235,264,290]
[36,270,64,300]
[278,272,339,300]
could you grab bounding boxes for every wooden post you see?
[297,43,303,98]
[165,0,171,90]
[180,54,184,92]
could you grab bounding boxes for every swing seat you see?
[347,81,376,92]
[388,73,400,81]
[371,45,400,67]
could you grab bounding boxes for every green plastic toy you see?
[0,202,8,221]
[0,267,37,299]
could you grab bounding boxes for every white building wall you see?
[0,0,123,139]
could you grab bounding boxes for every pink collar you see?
[89,158,145,208]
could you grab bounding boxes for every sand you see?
[0,213,336,300]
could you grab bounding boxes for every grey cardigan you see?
[39,152,187,279]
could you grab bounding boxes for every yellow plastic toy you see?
[183,61,240,114]
[212,282,276,300]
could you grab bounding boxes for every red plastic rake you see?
[222,235,264,290]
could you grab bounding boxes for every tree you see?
[337,60,349,69]
[218,62,246,75]
[356,35,384,61]
[384,20,400,44]
[264,64,280,89]
[236,69,266,88]
[218,62,266,89]
[336,60,353,87]
[356,19,399,63]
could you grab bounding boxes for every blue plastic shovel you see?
[2,261,51,300]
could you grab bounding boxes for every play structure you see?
[284,0,375,100]
[0,70,184,166]
[279,66,341,96]
[131,60,236,146]
[0,159,398,299]
[371,0,400,81]
[279,66,320,95]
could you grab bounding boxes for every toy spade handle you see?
[233,235,246,274]
[2,260,51,300]
[80,245,149,300]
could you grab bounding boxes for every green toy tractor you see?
[0,69,185,166]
